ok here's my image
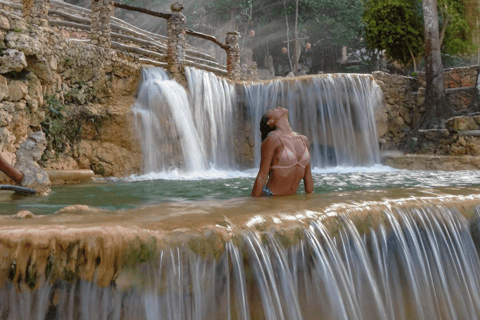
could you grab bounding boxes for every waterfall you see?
[244,74,383,167]
[3,205,480,319]
[132,67,236,173]
[132,69,382,173]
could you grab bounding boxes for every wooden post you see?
[0,156,23,184]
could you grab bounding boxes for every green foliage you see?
[439,0,478,56]
[40,96,82,157]
[363,0,424,66]
[363,0,477,67]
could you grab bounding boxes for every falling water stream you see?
[244,75,383,167]
[132,68,382,173]
[2,200,480,320]
[132,68,237,173]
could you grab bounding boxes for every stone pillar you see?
[22,0,49,27]
[167,2,187,86]
[226,31,240,81]
[90,0,113,48]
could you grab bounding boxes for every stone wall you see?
[0,9,142,183]
[373,65,479,151]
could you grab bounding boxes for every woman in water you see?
[251,107,314,197]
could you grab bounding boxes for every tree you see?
[420,0,454,128]
[363,0,476,72]
[363,0,424,69]
[180,0,365,74]
[439,0,478,58]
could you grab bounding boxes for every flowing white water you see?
[132,67,236,174]
[244,74,383,168]
[132,69,383,177]
[132,68,206,172]
[186,68,237,169]
[3,205,480,319]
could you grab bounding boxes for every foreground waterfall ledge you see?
[2,189,480,319]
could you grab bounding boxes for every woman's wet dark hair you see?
[260,109,275,142]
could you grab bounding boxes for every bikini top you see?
[270,132,310,169]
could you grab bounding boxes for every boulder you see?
[446,116,478,132]
[0,14,10,30]
[15,132,51,196]
[0,49,27,73]
[14,210,35,219]
[7,80,28,102]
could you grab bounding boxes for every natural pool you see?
[2,165,480,216]
[3,166,480,320]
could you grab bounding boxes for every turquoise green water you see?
[1,166,480,215]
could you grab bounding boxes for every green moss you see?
[40,95,109,163]
[8,260,16,281]
[25,258,37,289]
[45,255,54,278]
[63,269,79,283]
[273,227,305,248]
[187,233,225,260]
[123,237,158,268]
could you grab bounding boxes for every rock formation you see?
[15,131,51,195]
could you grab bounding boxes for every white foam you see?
[121,165,396,182]
[311,164,397,174]
[124,168,258,181]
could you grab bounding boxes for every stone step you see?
[411,86,475,95]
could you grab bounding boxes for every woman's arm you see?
[251,136,277,197]
[303,162,314,194]
[302,135,314,194]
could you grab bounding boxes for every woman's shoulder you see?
[263,131,281,145]
[293,132,308,141]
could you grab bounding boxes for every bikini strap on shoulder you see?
[301,135,308,147]
[269,131,283,142]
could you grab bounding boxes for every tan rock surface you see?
[382,153,480,171]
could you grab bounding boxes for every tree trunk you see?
[294,0,299,75]
[419,0,454,129]
[468,65,480,112]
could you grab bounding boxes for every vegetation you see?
[69,0,478,75]
[40,95,108,163]
[40,96,80,157]
[363,0,478,71]
[363,0,424,67]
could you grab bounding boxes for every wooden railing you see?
[0,0,241,81]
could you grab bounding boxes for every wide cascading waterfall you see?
[4,205,480,319]
[244,74,383,167]
[132,67,236,173]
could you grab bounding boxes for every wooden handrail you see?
[185,28,228,51]
[113,2,171,19]
[112,2,229,51]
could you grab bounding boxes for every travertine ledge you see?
[382,153,480,171]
